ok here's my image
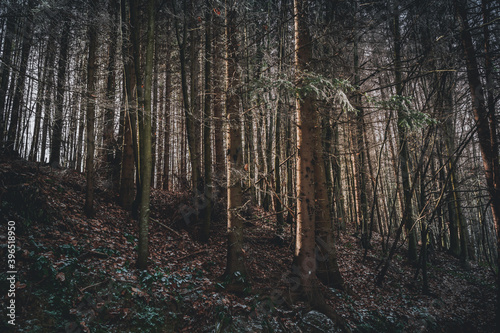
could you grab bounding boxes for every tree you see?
[201,0,213,242]
[293,0,323,298]
[392,2,418,263]
[129,0,155,270]
[102,0,120,190]
[49,19,71,167]
[455,0,500,323]
[162,34,172,191]
[5,1,34,155]
[0,8,16,150]
[224,1,248,288]
[290,3,348,328]
[119,0,136,210]
[84,0,99,217]
[29,19,57,162]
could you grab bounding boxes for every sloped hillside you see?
[0,156,496,332]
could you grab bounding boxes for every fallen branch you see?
[177,249,208,261]
[151,218,181,237]
[79,250,110,259]
[79,280,107,294]
[242,210,289,223]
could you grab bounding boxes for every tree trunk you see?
[103,0,119,190]
[84,0,99,217]
[200,1,212,242]
[29,21,57,161]
[119,0,136,210]
[353,24,369,248]
[175,0,201,206]
[293,0,318,296]
[130,0,155,270]
[6,4,33,155]
[456,0,500,323]
[393,4,417,262]
[75,54,86,171]
[224,2,248,287]
[213,17,225,188]
[315,132,345,290]
[0,12,16,150]
[162,38,172,191]
[50,20,70,167]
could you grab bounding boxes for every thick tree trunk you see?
[103,0,119,190]
[130,0,155,270]
[456,0,500,324]
[224,3,248,287]
[293,0,317,296]
[119,0,136,209]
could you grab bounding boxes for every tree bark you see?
[162,37,172,191]
[201,0,213,242]
[118,0,135,209]
[213,16,225,190]
[293,0,318,296]
[0,11,16,150]
[103,0,119,190]
[50,20,71,167]
[393,4,417,262]
[84,0,99,217]
[315,133,345,290]
[456,0,500,324]
[29,20,57,161]
[224,2,248,287]
[130,0,155,270]
[6,3,33,155]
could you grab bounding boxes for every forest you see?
[0,0,499,331]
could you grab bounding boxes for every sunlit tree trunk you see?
[225,2,248,287]
[293,0,317,296]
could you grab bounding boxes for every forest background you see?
[0,0,499,331]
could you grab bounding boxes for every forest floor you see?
[0,156,496,332]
